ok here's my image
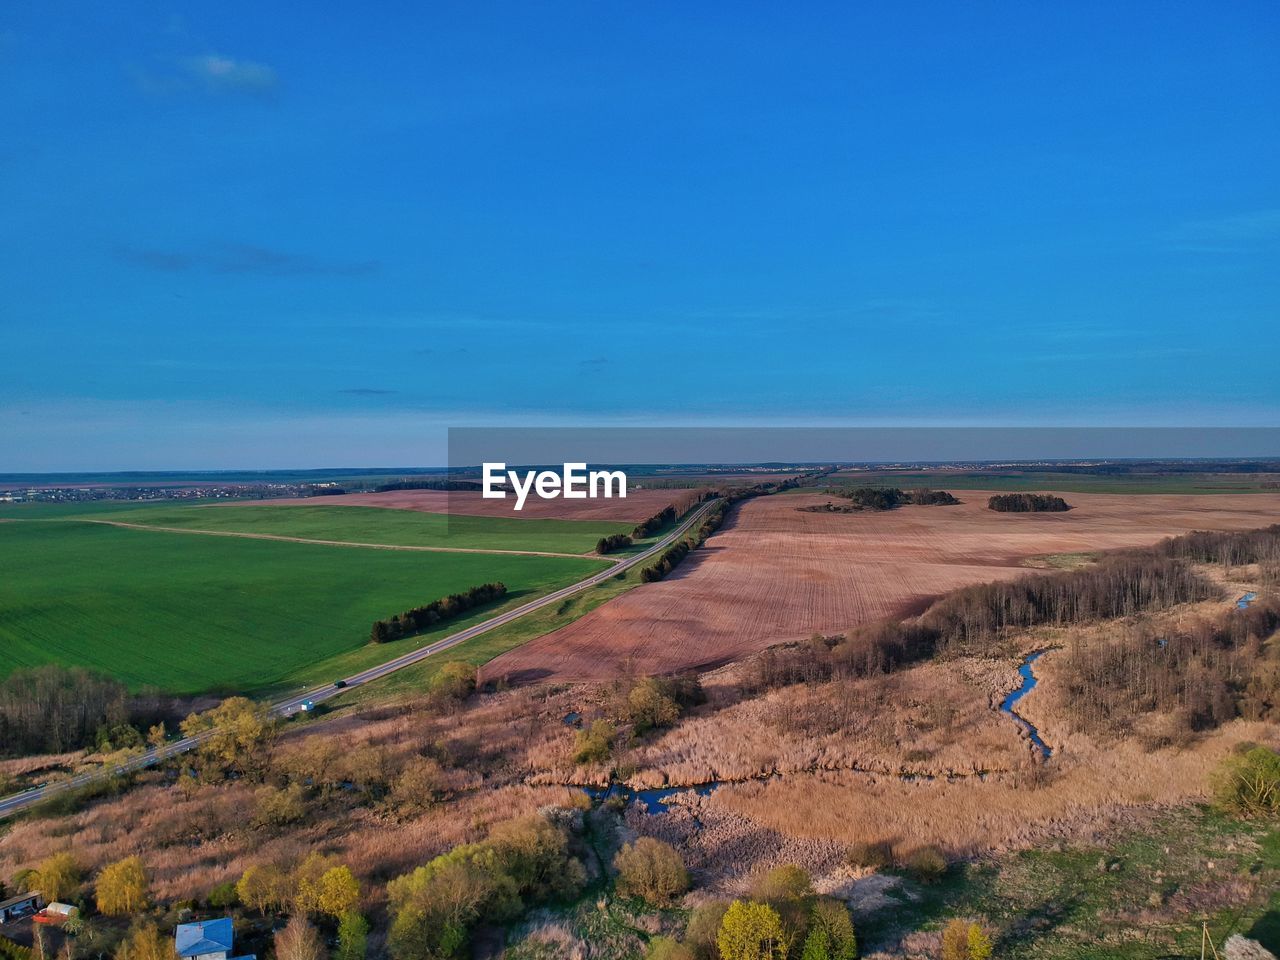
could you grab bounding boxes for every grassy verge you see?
[329,562,649,704]
[860,806,1280,959]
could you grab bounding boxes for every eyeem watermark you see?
[482,462,627,511]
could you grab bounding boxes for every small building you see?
[0,891,42,924]
[34,902,80,925]
[176,918,236,960]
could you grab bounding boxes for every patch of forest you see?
[988,492,1071,512]
[802,486,960,512]
[1054,597,1280,741]
[370,581,508,643]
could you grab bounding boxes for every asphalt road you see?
[0,498,722,819]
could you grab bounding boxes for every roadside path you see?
[0,499,721,819]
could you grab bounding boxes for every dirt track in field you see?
[482,490,1280,683]
[252,488,703,522]
[57,519,600,560]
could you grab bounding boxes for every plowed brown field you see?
[248,487,701,521]
[483,490,1280,682]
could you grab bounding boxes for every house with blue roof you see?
[175,918,253,960]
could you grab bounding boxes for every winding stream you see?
[582,782,722,813]
[578,651,1057,815]
[1238,592,1258,609]
[999,650,1052,759]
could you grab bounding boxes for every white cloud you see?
[180,54,278,94]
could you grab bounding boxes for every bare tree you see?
[275,915,326,960]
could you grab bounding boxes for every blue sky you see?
[2,2,1278,469]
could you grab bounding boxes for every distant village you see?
[0,482,344,506]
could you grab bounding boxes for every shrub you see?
[800,924,830,960]
[750,864,813,904]
[315,865,361,918]
[207,880,239,909]
[750,864,814,947]
[941,919,991,960]
[429,662,478,702]
[253,783,307,827]
[487,814,587,903]
[717,900,788,960]
[614,838,690,905]
[844,840,892,870]
[391,756,447,812]
[627,679,683,733]
[573,720,615,765]
[685,902,730,960]
[1213,745,1280,818]
[904,846,947,884]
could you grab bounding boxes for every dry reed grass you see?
[621,659,1030,789]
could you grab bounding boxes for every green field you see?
[0,501,634,554]
[0,520,605,694]
[823,470,1280,495]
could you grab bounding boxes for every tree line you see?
[1054,596,1280,740]
[372,479,482,492]
[370,582,508,644]
[1155,523,1280,581]
[636,474,826,582]
[0,666,176,757]
[745,551,1222,692]
[595,533,633,554]
[640,501,727,583]
[988,493,1071,512]
[0,666,130,755]
[919,554,1215,655]
[633,505,679,538]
